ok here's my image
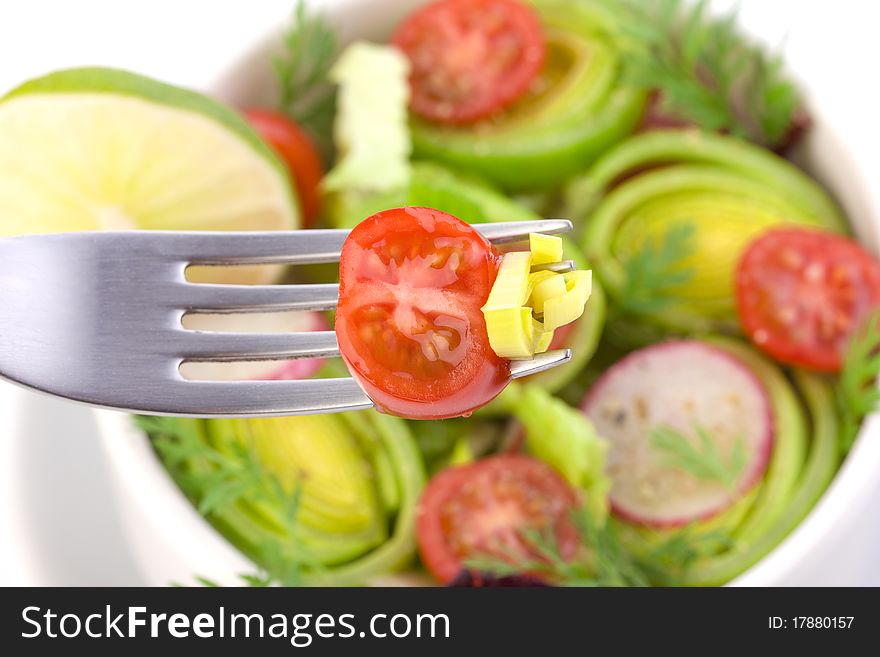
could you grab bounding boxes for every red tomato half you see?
[416,454,580,584]
[736,227,880,371]
[244,108,323,228]
[335,206,509,419]
[392,0,546,124]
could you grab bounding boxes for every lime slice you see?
[0,67,299,283]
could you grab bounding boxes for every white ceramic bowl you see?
[96,0,880,586]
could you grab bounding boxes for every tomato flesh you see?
[392,0,546,124]
[243,108,323,228]
[336,206,509,419]
[736,227,880,371]
[416,454,579,584]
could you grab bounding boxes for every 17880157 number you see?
[769,617,855,630]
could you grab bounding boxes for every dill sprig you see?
[465,511,647,587]
[651,424,747,490]
[617,221,696,315]
[466,507,729,586]
[597,0,800,147]
[136,416,313,587]
[273,0,339,159]
[837,311,880,453]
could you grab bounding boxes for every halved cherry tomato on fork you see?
[244,108,323,227]
[392,0,546,124]
[416,454,580,584]
[735,227,880,372]
[335,206,509,419]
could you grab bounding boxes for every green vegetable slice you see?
[410,0,646,191]
[574,130,847,330]
[144,409,425,586]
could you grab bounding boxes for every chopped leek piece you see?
[532,320,555,354]
[543,270,593,331]
[481,251,532,310]
[482,248,592,359]
[529,232,564,265]
[483,307,535,359]
[530,273,567,315]
[526,269,557,299]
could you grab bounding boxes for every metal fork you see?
[0,221,574,417]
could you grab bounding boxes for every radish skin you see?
[581,340,773,528]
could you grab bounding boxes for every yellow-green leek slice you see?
[484,306,536,359]
[483,252,592,358]
[529,232,564,265]
[482,251,532,310]
[543,271,593,331]
[574,130,847,330]
[530,272,567,314]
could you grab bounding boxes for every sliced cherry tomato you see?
[335,206,509,419]
[392,0,545,124]
[416,454,580,584]
[736,227,880,371]
[243,108,323,227]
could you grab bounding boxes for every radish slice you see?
[179,311,329,381]
[581,340,773,528]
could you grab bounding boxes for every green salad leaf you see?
[496,384,610,519]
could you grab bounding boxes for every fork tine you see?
[164,351,571,415]
[163,378,373,416]
[474,219,572,244]
[164,352,572,416]
[179,261,574,313]
[179,260,576,317]
[508,349,572,379]
[531,259,575,274]
[150,220,572,266]
[180,283,339,313]
[177,229,346,266]
[176,330,339,361]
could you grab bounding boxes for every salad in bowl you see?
[2,0,879,586]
